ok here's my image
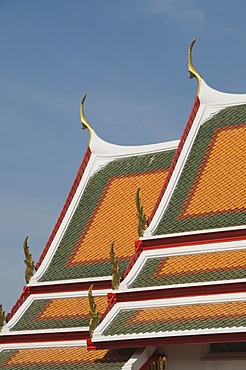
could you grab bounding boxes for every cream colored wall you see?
[160,344,246,370]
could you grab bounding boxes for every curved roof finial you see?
[188,38,202,96]
[80,93,93,143]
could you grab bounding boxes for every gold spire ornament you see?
[110,241,121,290]
[188,38,202,96]
[80,93,93,143]
[88,284,100,336]
[135,187,147,237]
[23,236,35,284]
[0,304,6,332]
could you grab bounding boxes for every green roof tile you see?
[0,348,135,369]
[130,249,246,288]
[102,301,246,336]
[155,105,246,235]
[39,150,175,282]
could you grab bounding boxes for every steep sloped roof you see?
[37,147,175,283]
[146,80,246,238]
[0,346,136,369]
[2,39,246,368]
[93,293,246,347]
[127,247,246,289]
[89,42,246,351]
[0,117,178,368]
[6,294,108,332]
[155,104,246,235]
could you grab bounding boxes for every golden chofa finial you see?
[23,236,35,284]
[188,38,202,96]
[135,187,147,238]
[80,93,93,144]
[88,284,100,336]
[0,304,6,332]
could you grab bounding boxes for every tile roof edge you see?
[88,331,246,350]
[147,96,200,226]
[146,93,246,236]
[6,287,111,327]
[92,292,246,345]
[0,330,90,345]
[6,147,92,323]
[121,224,246,284]
[35,146,92,271]
[104,281,246,306]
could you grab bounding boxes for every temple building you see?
[1,39,246,369]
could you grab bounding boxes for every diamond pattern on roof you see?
[179,125,246,218]
[10,296,108,331]
[130,249,246,288]
[155,105,246,235]
[39,150,175,281]
[0,347,134,369]
[67,170,167,266]
[103,301,246,336]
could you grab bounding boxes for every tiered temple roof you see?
[1,39,246,369]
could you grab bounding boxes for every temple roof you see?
[0,347,136,369]
[153,104,246,236]
[93,293,246,345]
[4,293,108,333]
[119,238,246,290]
[2,39,246,369]
[33,140,177,284]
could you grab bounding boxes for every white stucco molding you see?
[146,79,246,237]
[3,289,109,333]
[120,238,246,289]
[93,292,246,342]
[32,136,178,283]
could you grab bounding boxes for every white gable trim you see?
[93,292,246,342]
[32,138,178,283]
[146,79,246,237]
[120,238,246,289]
[3,289,109,333]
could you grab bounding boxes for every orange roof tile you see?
[3,347,108,365]
[67,170,168,265]
[128,301,246,325]
[36,296,108,320]
[155,249,246,277]
[180,126,246,218]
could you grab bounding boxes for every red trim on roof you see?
[148,96,200,225]
[108,282,246,304]
[88,332,246,350]
[141,228,246,250]
[122,240,143,279]
[6,279,112,323]
[100,292,117,321]
[35,146,91,270]
[7,147,92,322]
[0,331,90,344]
[99,282,246,325]
[122,228,246,280]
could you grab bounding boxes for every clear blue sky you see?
[0,0,246,313]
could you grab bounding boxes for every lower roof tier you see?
[128,247,246,289]
[93,293,246,343]
[6,294,108,333]
[0,346,135,369]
